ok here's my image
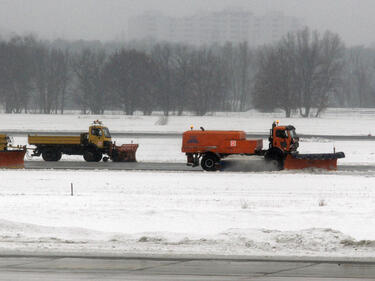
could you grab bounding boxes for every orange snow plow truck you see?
[182,122,345,171]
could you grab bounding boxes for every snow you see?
[1,109,375,257]
[1,108,375,136]
[0,170,374,257]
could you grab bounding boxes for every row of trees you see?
[0,36,233,115]
[0,28,375,117]
[0,36,69,114]
[253,29,345,117]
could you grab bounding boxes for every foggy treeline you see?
[0,28,375,117]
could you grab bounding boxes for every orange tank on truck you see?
[182,130,263,155]
[28,120,138,162]
[182,122,345,171]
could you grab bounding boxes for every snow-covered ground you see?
[0,170,374,257]
[1,108,375,136]
[1,109,375,258]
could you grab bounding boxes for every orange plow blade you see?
[112,144,139,162]
[284,152,345,170]
[0,148,26,168]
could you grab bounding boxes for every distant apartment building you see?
[128,9,303,46]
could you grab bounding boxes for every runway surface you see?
[0,255,375,280]
[24,160,375,173]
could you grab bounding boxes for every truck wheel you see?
[53,151,62,161]
[42,150,55,161]
[201,154,219,171]
[83,151,94,162]
[93,152,102,162]
[264,149,284,170]
[268,159,283,170]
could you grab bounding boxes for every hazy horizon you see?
[0,0,374,46]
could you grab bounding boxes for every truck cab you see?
[88,122,112,149]
[269,122,299,153]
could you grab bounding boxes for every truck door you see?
[274,129,291,152]
[89,127,105,149]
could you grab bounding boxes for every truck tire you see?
[201,154,219,171]
[83,151,94,162]
[93,152,102,162]
[53,151,62,161]
[264,148,284,170]
[42,150,58,161]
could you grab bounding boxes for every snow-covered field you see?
[0,170,374,257]
[1,109,375,258]
[1,108,375,136]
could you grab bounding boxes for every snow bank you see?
[1,108,375,136]
[0,219,374,257]
[0,169,374,257]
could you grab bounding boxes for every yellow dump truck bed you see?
[28,135,81,145]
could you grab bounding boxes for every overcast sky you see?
[0,0,374,46]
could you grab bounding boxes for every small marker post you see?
[71,183,74,196]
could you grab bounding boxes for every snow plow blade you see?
[0,148,26,168]
[284,152,345,170]
[111,144,139,162]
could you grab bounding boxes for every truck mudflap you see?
[111,144,139,162]
[284,152,345,170]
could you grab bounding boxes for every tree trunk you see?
[299,107,310,118]
[285,108,291,118]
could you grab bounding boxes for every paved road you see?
[24,160,375,173]
[0,255,375,280]
[24,161,202,171]
[5,130,375,140]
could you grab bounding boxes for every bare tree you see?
[0,36,35,113]
[188,48,228,116]
[173,45,192,115]
[295,28,344,117]
[253,28,344,117]
[103,49,158,115]
[222,42,255,111]
[33,45,70,114]
[342,47,375,107]
[137,56,159,115]
[294,28,321,117]
[58,49,71,114]
[237,42,255,111]
[313,31,345,116]
[253,34,298,117]
[151,44,175,116]
[71,48,106,114]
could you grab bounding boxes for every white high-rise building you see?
[128,9,303,46]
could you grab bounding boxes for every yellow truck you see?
[28,120,138,162]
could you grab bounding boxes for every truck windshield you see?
[289,129,297,138]
[102,127,111,138]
